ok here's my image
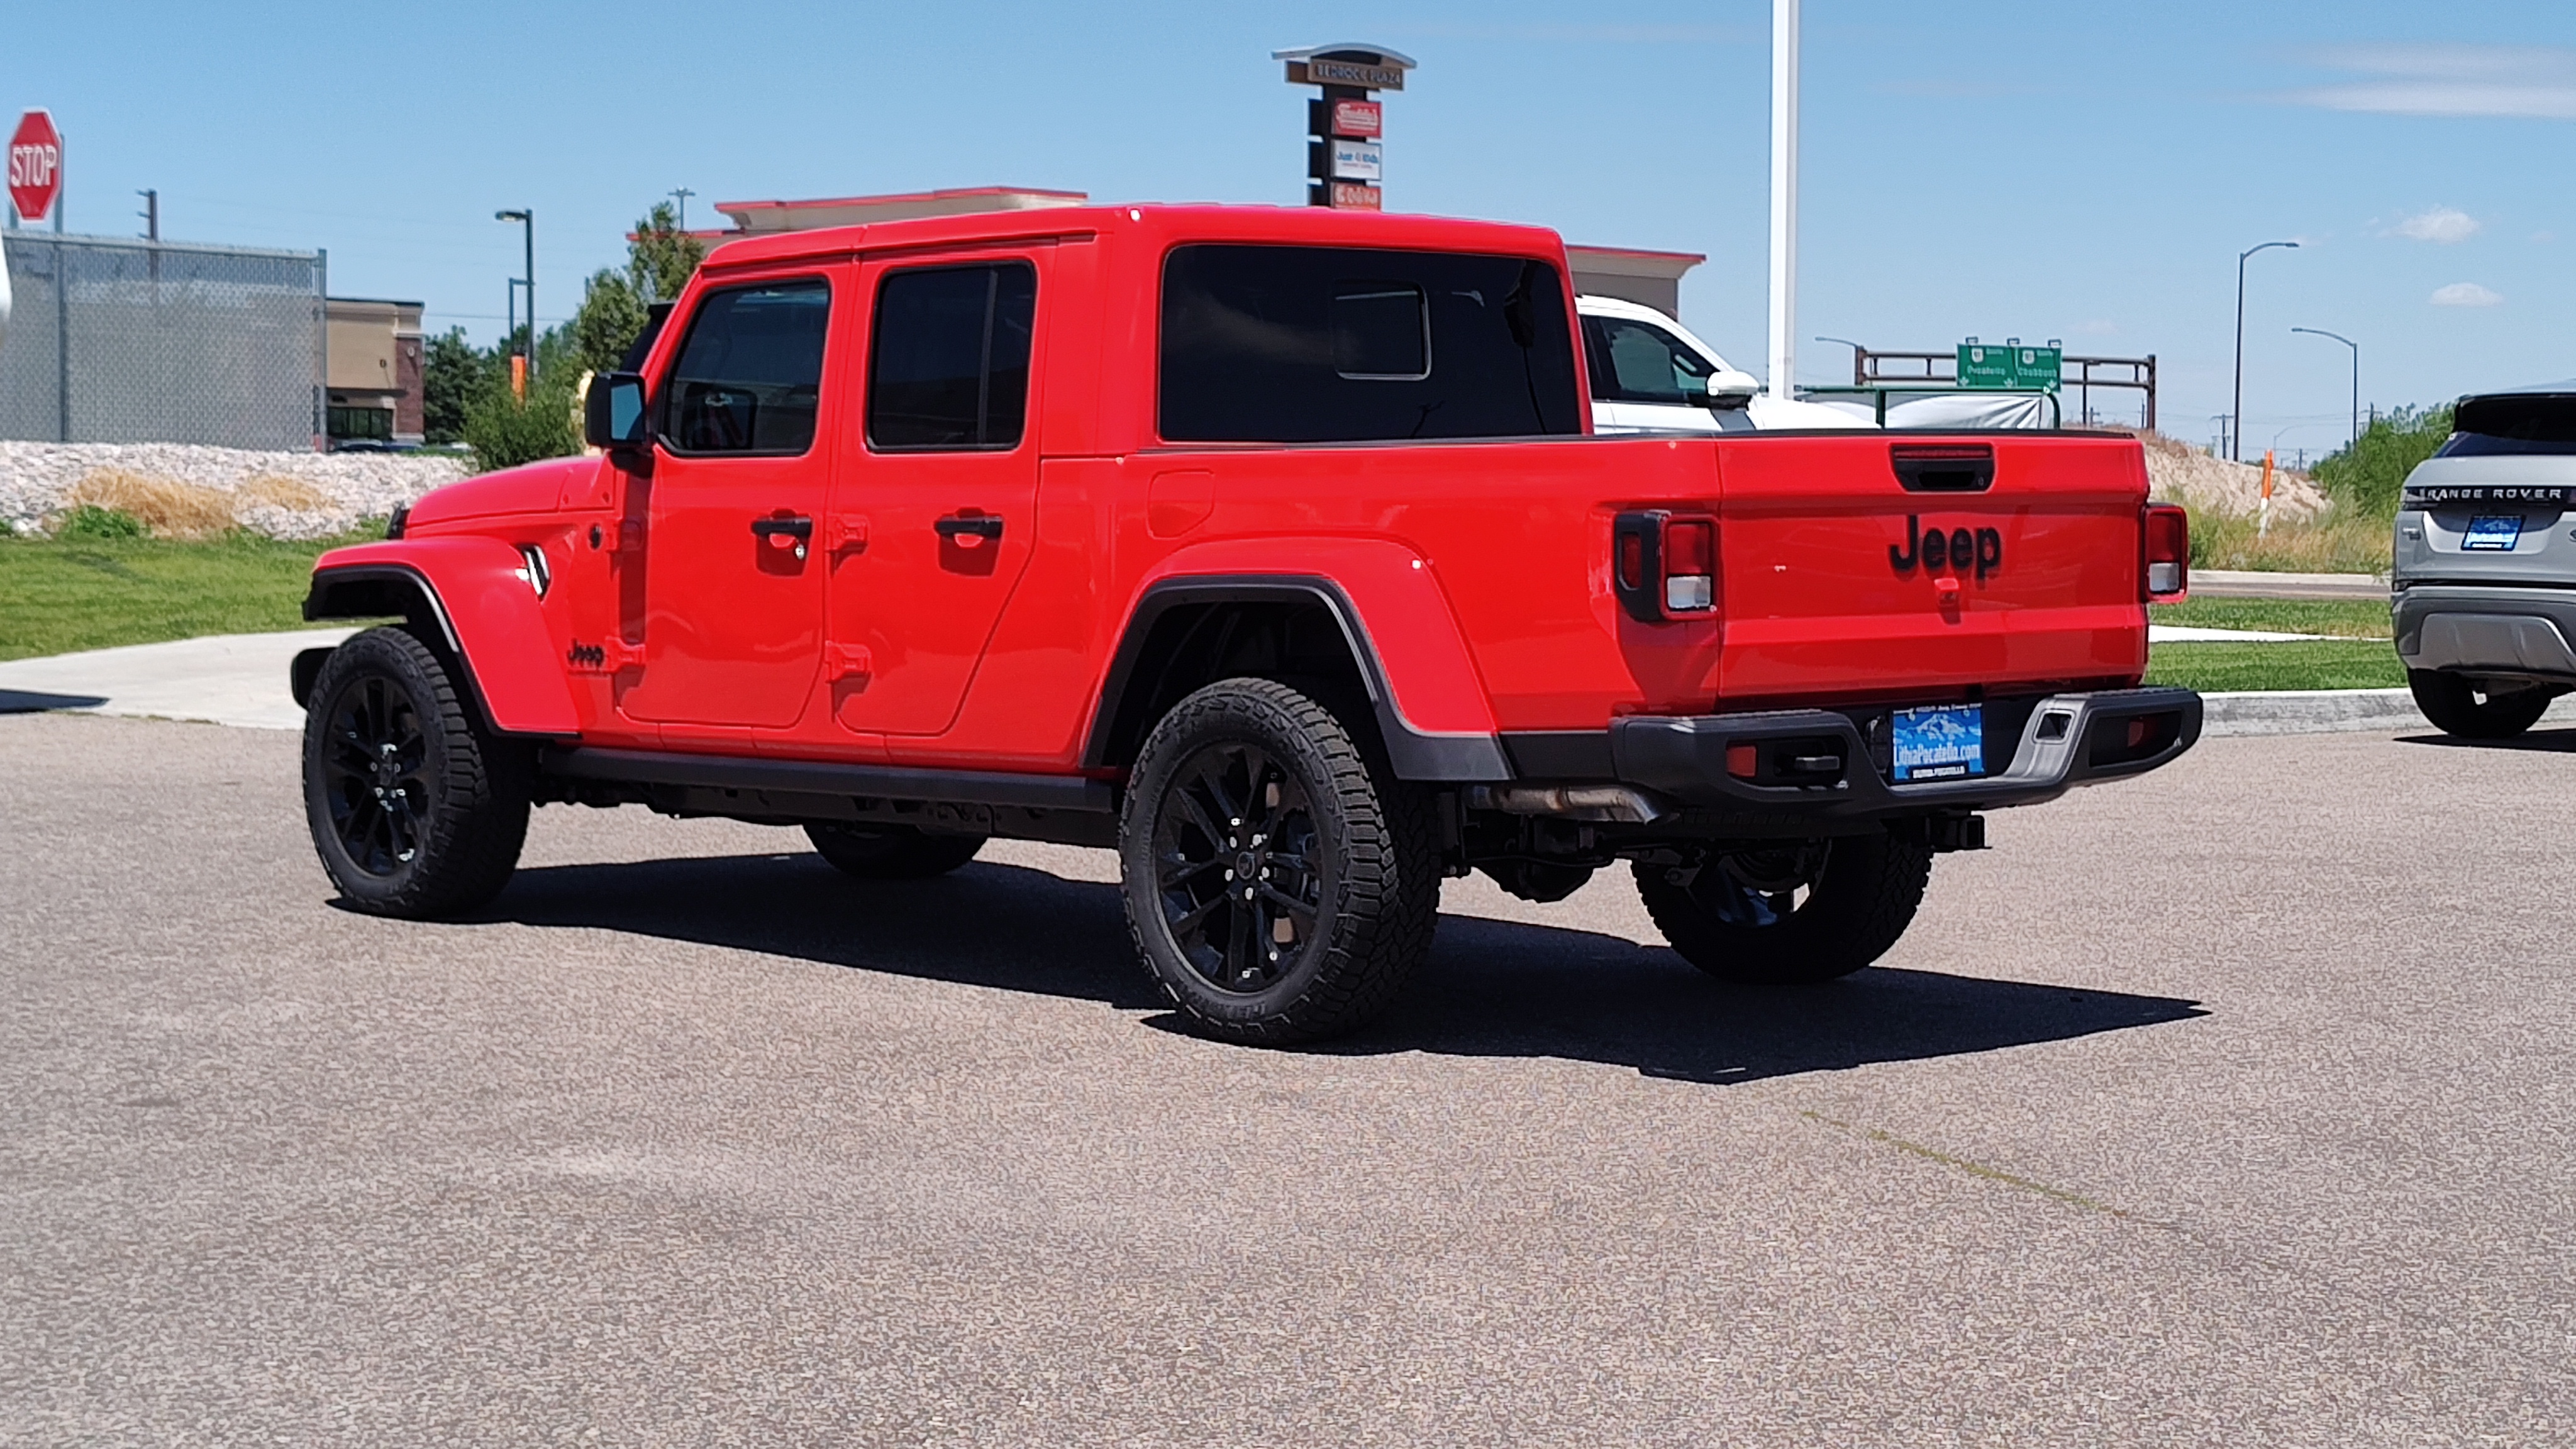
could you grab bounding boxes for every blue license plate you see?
[2463,514,2521,551]
[1892,704,1985,782]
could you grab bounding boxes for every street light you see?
[2290,326,2359,452]
[1815,335,1866,384]
[2232,240,2297,461]
[495,208,534,380]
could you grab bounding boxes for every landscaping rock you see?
[0,442,470,540]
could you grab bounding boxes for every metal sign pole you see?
[1767,0,1799,402]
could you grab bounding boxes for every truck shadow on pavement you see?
[2394,727,2576,755]
[491,853,2205,1087]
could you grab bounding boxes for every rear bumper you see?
[1607,687,2202,826]
[2392,583,2576,683]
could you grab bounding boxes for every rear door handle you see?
[750,516,814,541]
[934,513,1003,542]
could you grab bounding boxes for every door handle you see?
[934,513,1003,543]
[750,516,814,541]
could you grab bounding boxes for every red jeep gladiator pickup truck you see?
[295,203,2198,1043]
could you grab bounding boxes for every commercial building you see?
[323,296,425,446]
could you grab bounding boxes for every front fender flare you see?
[1085,538,1509,782]
[303,538,579,736]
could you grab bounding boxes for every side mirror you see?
[584,372,650,451]
[1704,369,1760,410]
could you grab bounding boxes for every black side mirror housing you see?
[584,372,650,452]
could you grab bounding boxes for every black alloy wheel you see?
[1633,830,1932,985]
[301,626,530,918]
[1118,677,1439,1044]
[320,672,431,877]
[1152,740,1326,995]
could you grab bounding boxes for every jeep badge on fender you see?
[1890,516,2003,582]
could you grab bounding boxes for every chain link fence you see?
[1,232,325,451]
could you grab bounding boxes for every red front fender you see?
[306,537,579,736]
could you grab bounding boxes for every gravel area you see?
[0,441,470,539]
[2140,431,2328,521]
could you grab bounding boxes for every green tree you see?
[2311,404,2455,519]
[421,328,491,445]
[462,367,581,472]
[565,201,709,377]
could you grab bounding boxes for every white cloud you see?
[2431,282,2503,307]
[2287,44,2576,118]
[2395,206,2481,243]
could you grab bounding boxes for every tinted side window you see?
[663,280,830,454]
[1583,316,1713,405]
[1159,245,1580,443]
[868,262,1038,450]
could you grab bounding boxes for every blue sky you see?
[6,0,2572,458]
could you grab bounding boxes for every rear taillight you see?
[1613,510,1720,623]
[2144,504,2189,600]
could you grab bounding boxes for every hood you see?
[403,455,601,530]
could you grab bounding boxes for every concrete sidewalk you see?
[0,628,355,731]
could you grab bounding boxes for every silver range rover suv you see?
[2392,380,2576,738]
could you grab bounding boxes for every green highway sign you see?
[1957,340,2062,392]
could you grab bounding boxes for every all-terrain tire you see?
[303,626,530,918]
[1633,831,1932,985]
[804,823,986,880]
[2407,669,2553,740]
[1119,677,1440,1045]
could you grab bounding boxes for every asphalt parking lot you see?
[3,711,2571,1446]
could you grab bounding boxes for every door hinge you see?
[824,643,874,682]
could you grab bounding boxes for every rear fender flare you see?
[302,538,579,736]
[1085,540,1507,782]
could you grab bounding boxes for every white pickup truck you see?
[1579,294,2050,433]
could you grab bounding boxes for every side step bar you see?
[540,746,1116,814]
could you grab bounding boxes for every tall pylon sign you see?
[1274,45,1416,211]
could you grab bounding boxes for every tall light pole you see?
[669,187,695,233]
[496,208,534,380]
[2232,240,2297,461]
[1815,335,1865,384]
[1767,0,1800,402]
[2290,326,2358,452]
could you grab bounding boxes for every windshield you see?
[2438,394,2576,457]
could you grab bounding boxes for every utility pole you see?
[2232,240,2297,461]
[495,209,535,380]
[1767,0,1800,402]
[2290,326,2358,452]
[670,187,695,233]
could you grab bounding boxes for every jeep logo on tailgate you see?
[1890,516,2003,582]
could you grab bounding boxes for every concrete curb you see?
[2202,687,2576,737]
[2190,569,2387,601]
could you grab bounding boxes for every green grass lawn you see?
[2148,594,2390,638]
[2144,641,2405,692]
[0,526,384,662]
[2145,594,2403,691]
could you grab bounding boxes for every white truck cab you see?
[1577,294,1868,434]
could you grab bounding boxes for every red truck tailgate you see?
[1713,433,2149,704]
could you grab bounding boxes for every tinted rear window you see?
[1158,244,1580,443]
[2440,394,2576,457]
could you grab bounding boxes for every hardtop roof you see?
[699,203,1570,273]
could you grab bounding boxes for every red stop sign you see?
[9,110,62,224]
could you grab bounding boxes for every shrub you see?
[2310,404,2453,520]
[463,371,583,472]
[57,504,150,541]
[2184,501,2391,574]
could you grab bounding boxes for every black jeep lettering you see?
[1890,516,2004,583]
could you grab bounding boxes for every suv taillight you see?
[2143,504,2189,601]
[1613,510,1719,622]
